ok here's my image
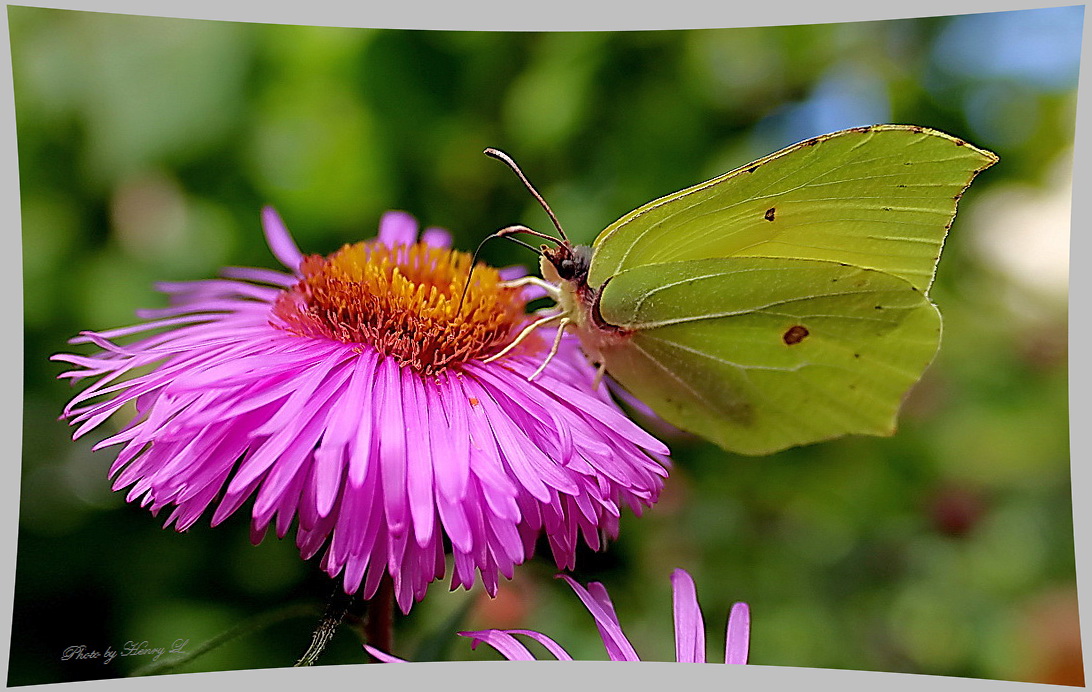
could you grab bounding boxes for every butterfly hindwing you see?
[596,257,941,454]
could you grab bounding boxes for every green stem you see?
[127,602,320,677]
[293,586,353,667]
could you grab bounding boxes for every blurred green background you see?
[10,5,1080,686]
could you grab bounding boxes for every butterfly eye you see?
[558,258,577,278]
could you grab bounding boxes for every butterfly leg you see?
[592,361,607,389]
[499,275,562,300]
[528,317,572,382]
[482,311,564,364]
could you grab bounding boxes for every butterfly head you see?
[542,242,592,285]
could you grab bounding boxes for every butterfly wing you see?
[596,256,942,454]
[587,125,998,291]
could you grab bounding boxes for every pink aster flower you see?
[366,569,749,663]
[52,207,669,613]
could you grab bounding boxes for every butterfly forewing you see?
[588,125,998,292]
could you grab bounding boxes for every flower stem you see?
[364,574,394,660]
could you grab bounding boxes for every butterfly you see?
[483,125,997,455]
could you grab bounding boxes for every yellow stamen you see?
[271,240,535,375]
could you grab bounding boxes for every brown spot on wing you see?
[764,207,776,221]
[783,325,809,345]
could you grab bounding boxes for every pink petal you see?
[421,226,452,248]
[312,353,378,515]
[378,211,418,247]
[378,358,409,535]
[460,630,537,660]
[502,359,670,456]
[459,629,574,661]
[497,265,527,281]
[725,602,750,664]
[261,206,304,273]
[219,266,297,287]
[346,353,380,488]
[404,372,436,548]
[463,376,577,498]
[363,645,405,663]
[436,483,473,553]
[500,630,574,661]
[557,575,639,661]
[433,374,470,501]
[671,568,706,663]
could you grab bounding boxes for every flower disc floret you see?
[272,241,530,375]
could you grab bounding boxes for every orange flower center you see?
[271,240,534,375]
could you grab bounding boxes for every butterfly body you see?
[513,125,997,455]
[539,244,631,367]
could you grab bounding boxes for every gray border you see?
[0,0,1083,29]
[1,1,1084,691]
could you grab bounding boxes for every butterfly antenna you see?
[484,147,569,242]
[456,226,549,315]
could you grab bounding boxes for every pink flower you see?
[366,569,749,662]
[52,207,669,613]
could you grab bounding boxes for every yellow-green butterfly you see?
[485,124,997,455]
